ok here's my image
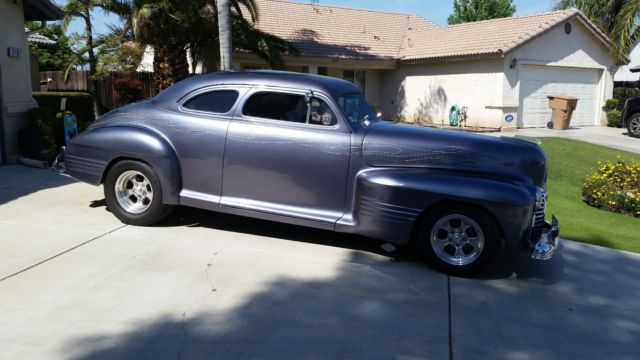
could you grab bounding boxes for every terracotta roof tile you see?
[250,0,437,60]
[247,2,611,63]
[399,9,605,61]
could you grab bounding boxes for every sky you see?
[58,0,560,36]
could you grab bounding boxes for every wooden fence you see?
[39,71,156,110]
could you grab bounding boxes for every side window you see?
[182,90,239,113]
[242,92,337,126]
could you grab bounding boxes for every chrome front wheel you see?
[114,170,153,214]
[418,204,500,276]
[430,214,485,266]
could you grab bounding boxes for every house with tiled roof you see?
[0,0,63,163]
[229,0,617,129]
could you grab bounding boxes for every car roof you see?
[153,70,360,106]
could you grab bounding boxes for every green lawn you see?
[540,137,640,253]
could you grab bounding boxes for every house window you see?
[343,70,366,95]
[318,67,328,76]
[182,90,239,113]
[242,92,337,126]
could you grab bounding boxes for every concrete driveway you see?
[499,126,640,154]
[1,165,639,360]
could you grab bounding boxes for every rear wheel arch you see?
[101,154,182,205]
[101,156,152,184]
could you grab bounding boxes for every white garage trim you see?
[517,63,604,128]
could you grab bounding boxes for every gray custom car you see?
[55,70,559,275]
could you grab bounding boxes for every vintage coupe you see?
[55,71,559,275]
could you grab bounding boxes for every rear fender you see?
[66,126,181,204]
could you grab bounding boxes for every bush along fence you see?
[18,92,94,161]
[606,87,640,127]
[39,70,155,110]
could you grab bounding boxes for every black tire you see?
[417,204,500,276]
[104,160,174,226]
[627,114,640,138]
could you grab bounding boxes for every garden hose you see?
[449,105,460,126]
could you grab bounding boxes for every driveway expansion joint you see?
[0,224,128,283]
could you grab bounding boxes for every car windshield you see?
[337,93,378,127]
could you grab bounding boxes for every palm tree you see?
[555,0,639,64]
[62,0,112,116]
[104,0,296,91]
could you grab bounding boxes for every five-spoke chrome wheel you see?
[114,170,153,214]
[430,214,485,266]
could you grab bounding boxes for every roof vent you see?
[564,21,572,35]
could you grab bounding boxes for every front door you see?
[221,89,351,223]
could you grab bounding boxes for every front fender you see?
[342,168,535,247]
[65,126,181,204]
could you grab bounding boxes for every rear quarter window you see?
[182,90,239,113]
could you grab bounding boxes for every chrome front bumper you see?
[531,215,560,260]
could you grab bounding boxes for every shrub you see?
[606,109,622,128]
[30,92,94,156]
[17,107,53,160]
[113,77,144,107]
[613,87,640,110]
[603,98,619,112]
[582,158,640,217]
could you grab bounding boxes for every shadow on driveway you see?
[63,250,450,360]
[75,204,639,359]
[0,165,75,206]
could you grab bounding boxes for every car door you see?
[221,88,351,224]
[162,86,248,208]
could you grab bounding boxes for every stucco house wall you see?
[379,19,614,128]
[379,59,505,127]
[0,0,38,162]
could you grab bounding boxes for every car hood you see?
[362,122,547,186]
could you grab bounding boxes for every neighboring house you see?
[0,0,63,164]
[614,42,639,82]
[26,27,57,91]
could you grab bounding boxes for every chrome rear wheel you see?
[104,160,173,226]
[114,170,153,214]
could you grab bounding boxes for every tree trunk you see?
[217,0,232,70]
[84,11,103,117]
[153,44,189,93]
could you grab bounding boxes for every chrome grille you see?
[529,188,547,241]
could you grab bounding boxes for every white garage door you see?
[518,65,601,127]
